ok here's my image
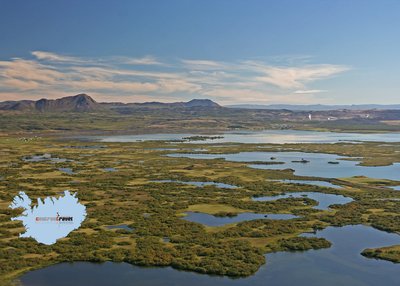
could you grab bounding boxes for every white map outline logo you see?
[9,190,87,245]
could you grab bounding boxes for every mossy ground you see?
[1,136,400,285]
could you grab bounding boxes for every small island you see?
[183,135,224,141]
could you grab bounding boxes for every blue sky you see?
[0,0,399,105]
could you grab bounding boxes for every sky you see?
[0,0,399,105]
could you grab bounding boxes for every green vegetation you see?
[2,106,400,135]
[273,237,332,251]
[1,135,400,285]
[362,245,400,263]
[182,136,224,141]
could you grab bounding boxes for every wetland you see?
[1,130,400,285]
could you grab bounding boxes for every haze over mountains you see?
[226,104,400,111]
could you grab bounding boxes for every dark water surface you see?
[253,192,353,210]
[20,225,400,286]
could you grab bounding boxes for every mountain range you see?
[0,94,221,112]
[2,94,400,116]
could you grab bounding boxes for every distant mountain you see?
[5,94,398,114]
[226,104,400,111]
[0,94,221,112]
[0,100,36,111]
[0,94,101,112]
[108,98,221,111]
[184,99,220,108]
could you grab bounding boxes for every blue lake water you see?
[168,151,400,181]
[19,225,400,286]
[182,211,298,226]
[151,180,238,189]
[103,167,117,172]
[253,192,353,210]
[88,130,400,144]
[391,186,400,191]
[270,179,343,189]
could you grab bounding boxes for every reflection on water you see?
[168,151,400,181]
[19,225,400,286]
[87,130,400,144]
[270,179,343,189]
[182,211,298,226]
[253,192,353,210]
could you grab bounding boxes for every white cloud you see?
[245,62,350,89]
[31,51,85,63]
[0,51,350,104]
[294,89,328,94]
[121,55,164,66]
[181,59,227,70]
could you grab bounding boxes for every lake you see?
[19,225,400,286]
[85,130,400,144]
[253,192,353,210]
[168,151,400,181]
[269,179,343,189]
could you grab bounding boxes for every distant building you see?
[308,114,312,120]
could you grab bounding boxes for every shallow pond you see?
[23,153,71,163]
[86,130,400,144]
[151,180,238,189]
[168,151,400,181]
[253,192,353,210]
[19,225,400,286]
[58,168,75,175]
[106,224,134,232]
[182,211,298,226]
